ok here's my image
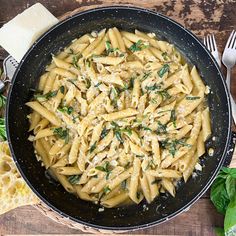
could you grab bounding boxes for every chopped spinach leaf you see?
[89,141,97,153]
[157,64,170,78]
[186,96,201,100]
[68,175,81,185]
[53,127,69,143]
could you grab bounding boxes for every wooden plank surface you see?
[0,0,236,235]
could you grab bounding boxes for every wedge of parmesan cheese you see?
[0,3,58,62]
[0,142,39,215]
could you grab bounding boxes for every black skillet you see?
[6,6,233,231]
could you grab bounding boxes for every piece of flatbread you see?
[0,142,39,215]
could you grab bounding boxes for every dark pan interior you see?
[6,6,231,230]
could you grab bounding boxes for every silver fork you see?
[222,30,236,90]
[0,55,19,92]
[203,34,236,124]
[203,34,221,67]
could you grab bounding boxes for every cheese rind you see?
[0,3,59,62]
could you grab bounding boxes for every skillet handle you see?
[223,131,236,167]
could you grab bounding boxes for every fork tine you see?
[207,34,212,52]
[226,30,235,48]
[212,34,217,51]
[203,36,206,46]
[230,31,236,49]
[209,34,214,52]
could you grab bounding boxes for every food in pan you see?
[26,28,211,208]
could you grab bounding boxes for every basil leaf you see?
[67,175,81,185]
[214,227,225,236]
[211,177,230,214]
[0,118,6,141]
[129,40,148,52]
[145,83,162,91]
[89,141,97,153]
[115,130,124,143]
[224,195,236,236]
[186,96,201,100]
[103,186,111,194]
[162,52,168,60]
[226,176,236,200]
[157,64,169,78]
[59,86,65,94]
[53,127,69,144]
[95,166,106,172]
[100,127,109,139]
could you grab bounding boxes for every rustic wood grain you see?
[0,0,236,235]
[0,199,224,235]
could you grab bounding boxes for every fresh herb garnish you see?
[101,127,109,139]
[103,186,111,194]
[89,141,97,153]
[141,72,151,82]
[186,96,201,100]
[94,82,102,87]
[162,52,168,60]
[157,64,170,78]
[121,127,132,136]
[58,106,74,115]
[160,138,191,157]
[115,130,124,143]
[156,89,171,100]
[170,109,177,128]
[210,167,236,236]
[34,90,58,101]
[53,127,69,143]
[68,79,80,90]
[68,175,81,185]
[145,83,162,91]
[95,161,112,180]
[72,55,80,69]
[156,121,167,134]
[0,118,6,141]
[142,126,152,131]
[129,40,148,52]
[59,86,65,94]
[105,41,118,54]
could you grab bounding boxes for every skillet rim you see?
[6,5,232,231]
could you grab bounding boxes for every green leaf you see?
[211,177,230,214]
[186,96,201,100]
[222,167,236,178]
[0,94,6,108]
[170,109,177,128]
[0,118,6,141]
[145,83,162,91]
[122,127,132,136]
[95,166,106,172]
[226,176,236,200]
[214,227,225,236]
[67,175,81,185]
[100,127,109,139]
[59,86,65,94]
[72,55,81,69]
[89,141,97,153]
[58,106,74,115]
[141,72,151,82]
[156,121,167,134]
[103,186,111,194]
[157,64,170,78]
[129,40,148,52]
[162,52,168,60]
[53,127,69,144]
[115,130,124,143]
[156,89,171,100]
[224,195,236,236]
[34,90,58,102]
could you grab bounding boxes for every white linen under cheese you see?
[0,3,58,62]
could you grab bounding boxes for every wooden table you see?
[0,0,236,235]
